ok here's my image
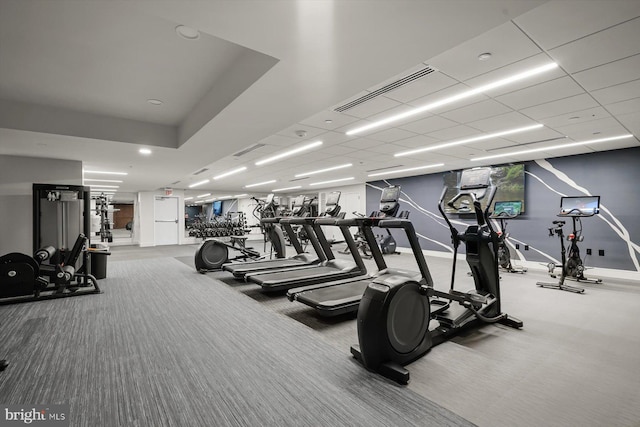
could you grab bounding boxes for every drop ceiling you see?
[0,0,638,202]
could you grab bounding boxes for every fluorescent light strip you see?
[395,124,544,157]
[368,164,444,177]
[255,141,323,166]
[471,134,634,161]
[184,197,194,201]
[197,193,211,198]
[234,194,248,198]
[346,63,558,135]
[189,179,210,188]
[294,163,353,177]
[90,185,119,188]
[309,177,355,186]
[204,198,216,202]
[272,186,302,192]
[213,166,247,180]
[84,179,123,183]
[245,179,276,188]
[84,170,128,175]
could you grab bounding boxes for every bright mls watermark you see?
[1,405,69,426]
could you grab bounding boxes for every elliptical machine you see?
[537,196,602,293]
[351,167,522,384]
[490,201,527,274]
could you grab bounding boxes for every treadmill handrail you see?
[377,218,433,286]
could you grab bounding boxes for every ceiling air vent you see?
[366,165,404,173]
[171,181,181,185]
[233,143,266,157]
[485,136,568,152]
[193,168,209,176]
[334,66,437,112]
[289,177,309,182]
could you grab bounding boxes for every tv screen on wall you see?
[212,200,223,216]
[443,164,525,214]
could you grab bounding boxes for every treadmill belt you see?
[248,267,363,292]
[224,258,308,276]
[295,279,370,315]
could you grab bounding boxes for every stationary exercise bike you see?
[537,196,602,293]
[490,201,527,274]
[351,167,522,384]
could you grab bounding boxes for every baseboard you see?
[396,246,640,282]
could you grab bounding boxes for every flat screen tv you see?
[212,200,223,216]
[560,196,600,216]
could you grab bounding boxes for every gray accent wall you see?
[0,154,83,255]
[367,147,640,272]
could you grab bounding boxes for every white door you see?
[154,196,179,245]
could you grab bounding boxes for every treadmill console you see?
[559,196,600,216]
[291,195,306,216]
[323,191,341,216]
[379,185,401,217]
[459,167,491,200]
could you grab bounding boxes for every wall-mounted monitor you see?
[493,201,523,216]
[560,196,600,216]
[212,200,223,216]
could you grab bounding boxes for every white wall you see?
[0,155,82,254]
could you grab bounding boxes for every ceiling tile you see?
[392,134,441,149]
[519,93,599,120]
[428,21,542,81]
[539,107,612,128]
[315,130,353,146]
[605,97,640,115]
[366,143,412,154]
[259,134,300,147]
[549,18,640,73]
[340,138,387,150]
[440,99,512,123]
[514,0,640,50]
[466,137,515,151]
[299,110,360,131]
[495,76,584,110]
[427,124,482,141]
[572,53,640,91]
[591,78,640,104]
[555,117,629,139]
[276,124,325,140]
[494,127,565,144]
[616,111,640,136]
[467,111,539,132]
[367,127,418,143]
[320,145,358,156]
[397,114,458,134]
[383,71,458,103]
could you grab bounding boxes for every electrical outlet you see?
[599,249,605,256]
[515,244,520,250]
[586,248,592,255]
[524,245,529,251]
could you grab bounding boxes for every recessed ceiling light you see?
[197,193,211,198]
[184,197,194,201]
[139,148,152,155]
[345,62,558,136]
[471,134,634,161]
[90,184,119,188]
[478,52,492,61]
[368,164,444,177]
[147,99,163,105]
[255,141,323,166]
[395,124,544,157]
[175,25,200,40]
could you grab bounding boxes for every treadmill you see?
[287,186,417,316]
[222,195,325,278]
[245,195,366,293]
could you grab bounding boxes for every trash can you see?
[89,247,111,280]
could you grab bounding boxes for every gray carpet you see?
[177,242,640,427]
[0,255,475,427]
